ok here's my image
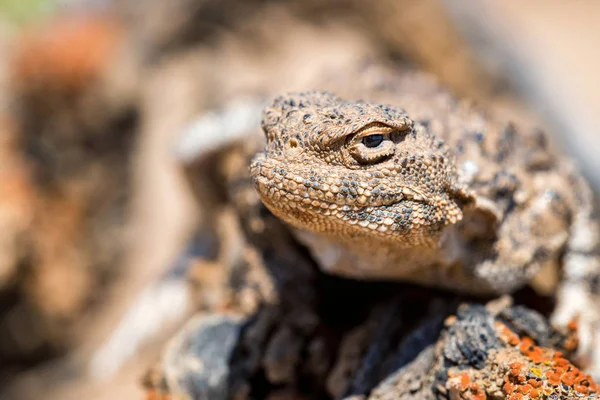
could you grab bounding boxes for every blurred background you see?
[0,0,599,399]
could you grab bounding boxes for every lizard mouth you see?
[250,160,432,209]
[254,176,430,210]
[250,154,465,237]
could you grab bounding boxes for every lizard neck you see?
[292,228,446,280]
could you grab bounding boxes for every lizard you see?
[247,72,600,376]
[142,63,600,398]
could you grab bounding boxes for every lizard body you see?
[247,69,600,372]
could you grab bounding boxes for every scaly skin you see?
[249,87,600,374]
[251,91,473,286]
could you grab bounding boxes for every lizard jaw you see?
[250,155,464,245]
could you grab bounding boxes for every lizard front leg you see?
[472,195,568,293]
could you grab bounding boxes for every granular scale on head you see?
[252,91,471,250]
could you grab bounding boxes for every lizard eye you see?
[362,134,384,148]
[348,132,395,164]
[346,124,407,165]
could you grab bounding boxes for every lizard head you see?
[250,91,473,247]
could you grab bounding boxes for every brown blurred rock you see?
[0,116,33,290]
[0,11,142,367]
[292,0,503,100]
[116,0,502,101]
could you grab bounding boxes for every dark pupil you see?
[362,134,384,148]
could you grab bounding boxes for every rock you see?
[160,313,246,400]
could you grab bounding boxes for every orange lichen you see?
[558,366,585,390]
[545,370,561,386]
[471,391,486,400]
[503,382,515,394]
[496,322,520,346]
[586,377,598,392]
[552,353,570,369]
[450,371,488,400]
[498,321,598,399]
[509,362,523,376]
[467,381,486,400]
[460,372,471,391]
[517,384,532,395]
[518,337,535,353]
[574,384,589,395]
[517,337,545,364]
[527,378,542,388]
[449,315,596,399]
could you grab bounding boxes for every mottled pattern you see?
[248,73,600,374]
[252,91,468,248]
[250,89,585,291]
